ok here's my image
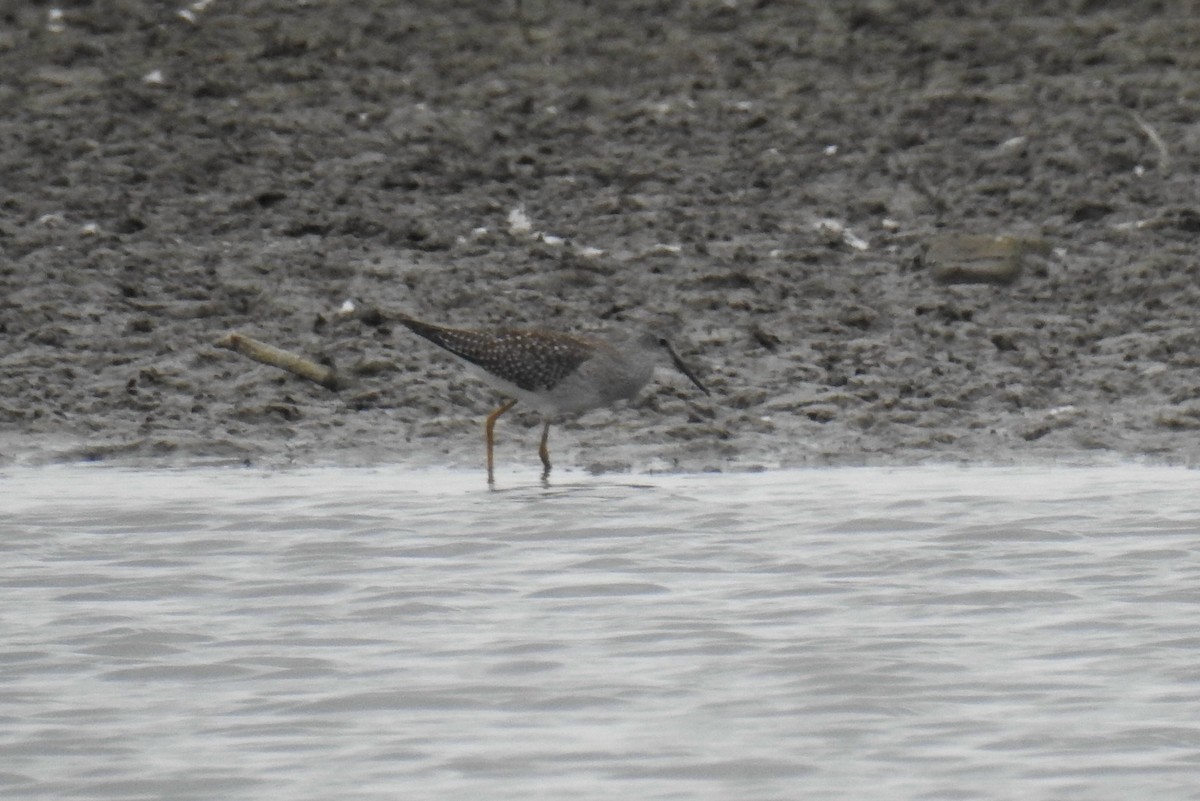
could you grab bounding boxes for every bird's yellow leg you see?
[538,421,552,478]
[485,399,518,484]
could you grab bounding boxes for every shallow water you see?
[3,464,1200,800]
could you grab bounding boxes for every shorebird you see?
[394,312,709,482]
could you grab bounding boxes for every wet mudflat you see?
[1,2,1199,470]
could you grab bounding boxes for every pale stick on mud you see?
[216,332,341,391]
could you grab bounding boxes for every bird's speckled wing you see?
[398,317,600,393]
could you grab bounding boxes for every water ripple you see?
[2,464,1199,800]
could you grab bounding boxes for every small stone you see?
[924,233,1036,286]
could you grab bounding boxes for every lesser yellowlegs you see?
[394,313,709,482]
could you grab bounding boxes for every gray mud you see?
[2,2,1199,474]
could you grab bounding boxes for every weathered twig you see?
[215,331,341,391]
[1130,111,1171,172]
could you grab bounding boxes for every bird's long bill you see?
[664,342,710,396]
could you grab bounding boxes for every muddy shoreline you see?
[2,2,1199,475]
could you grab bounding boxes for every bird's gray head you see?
[630,330,710,396]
